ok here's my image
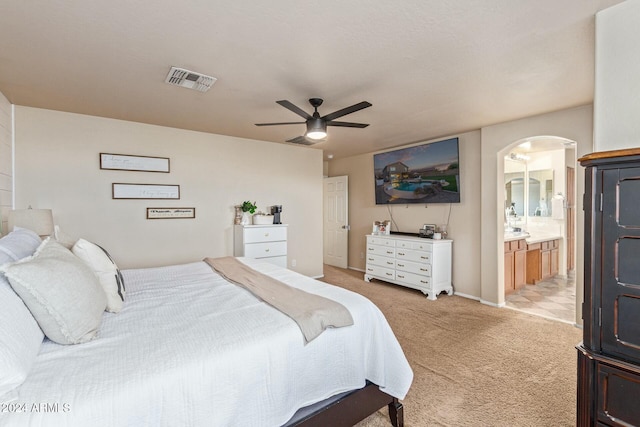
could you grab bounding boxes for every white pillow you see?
[53,225,77,250]
[0,238,107,345]
[72,239,125,313]
[0,227,42,262]
[0,276,44,398]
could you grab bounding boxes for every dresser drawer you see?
[366,253,396,268]
[396,248,431,263]
[367,236,395,247]
[396,239,432,252]
[395,259,431,276]
[395,271,431,289]
[243,226,287,244]
[243,241,287,259]
[365,264,395,280]
[367,244,396,257]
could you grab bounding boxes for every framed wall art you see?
[112,183,180,199]
[100,153,170,173]
[147,208,195,219]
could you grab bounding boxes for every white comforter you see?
[1,258,413,427]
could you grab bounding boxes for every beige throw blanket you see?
[204,257,354,343]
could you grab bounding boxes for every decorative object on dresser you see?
[372,220,391,235]
[364,234,452,300]
[577,148,640,427]
[252,212,274,225]
[240,200,257,225]
[234,224,287,268]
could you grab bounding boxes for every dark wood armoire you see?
[578,148,640,427]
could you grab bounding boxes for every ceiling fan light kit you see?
[306,118,327,140]
[255,98,372,144]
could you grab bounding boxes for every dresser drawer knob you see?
[265,248,270,252]
[398,252,405,256]
[264,233,269,237]
[420,280,428,284]
[386,251,393,254]
[420,268,428,272]
[421,256,428,260]
[397,263,404,267]
[387,261,393,265]
[398,275,404,279]
[386,272,393,276]
[368,258,374,261]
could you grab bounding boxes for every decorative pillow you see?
[0,238,107,345]
[72,239,125,313]
[0,227,42,262]
[53,225,77,250]
[0,275,44,398]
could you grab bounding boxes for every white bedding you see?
[1,258,413,427]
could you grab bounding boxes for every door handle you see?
[341,225,351,230]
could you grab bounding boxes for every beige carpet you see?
[320,265,582,427]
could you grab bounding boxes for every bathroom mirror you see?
[528,169,553,217]
[504,172,525,217]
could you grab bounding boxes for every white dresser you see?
[364,234,452,300]
[234,224,287,268]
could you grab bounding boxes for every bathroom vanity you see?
[504,232,562,293]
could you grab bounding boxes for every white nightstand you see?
[233,224,288,268]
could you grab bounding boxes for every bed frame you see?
[284,382,403,427]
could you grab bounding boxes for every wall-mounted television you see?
[374,137,460,204]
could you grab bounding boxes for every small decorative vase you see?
[234,206,243,225]
[240,211,251,225]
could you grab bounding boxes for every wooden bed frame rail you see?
[285,382,403,427]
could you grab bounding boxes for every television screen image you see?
[374,138,460,204]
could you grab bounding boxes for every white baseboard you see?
[453,292,480,301]
[480,299,505,308]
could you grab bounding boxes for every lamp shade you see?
[8,209,54,237]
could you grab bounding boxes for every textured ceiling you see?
[0,0,624,159]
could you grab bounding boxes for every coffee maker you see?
[270,205,282,224]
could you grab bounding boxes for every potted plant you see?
[240,201,257,225]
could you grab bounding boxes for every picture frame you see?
[147,207,195,219]
[372,220,391,235]
[112,183,180,199]
[100,153,170,173]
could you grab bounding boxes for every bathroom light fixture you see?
[509,153,530,161]
[305,118,327,140]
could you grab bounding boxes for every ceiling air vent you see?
[165,67,216,93]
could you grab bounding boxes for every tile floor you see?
[505,274,576,324]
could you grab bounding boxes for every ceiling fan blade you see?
[255,121,305,126]
[276,100,313,120]
[321,101,372,121]
[326,120,370,128]
[285,135,321,145]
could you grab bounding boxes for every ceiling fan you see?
[255,98,372,145]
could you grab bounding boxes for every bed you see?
[0,229,413,427]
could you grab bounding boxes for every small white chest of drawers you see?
[364,234,452,300]
[234,224,287,268]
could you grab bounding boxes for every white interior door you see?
[323,176,349,268]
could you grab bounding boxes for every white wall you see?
[328,131,482,300]
[481,105,592,322]
[594,0,640,150]
[14,107,324,276]
[0,93,11,235]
